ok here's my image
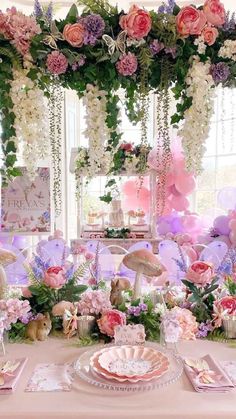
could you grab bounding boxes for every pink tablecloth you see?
[1,338,236,419]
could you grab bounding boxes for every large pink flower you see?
[116,52,138,76]
[119,5,152,40]
[43,266,66,289]
[203,0,226,27]
[97,309,126,337]
[63,23,84,47]
[176,6,207,37]
[46,50,68,75]
[186,261,214,286]
[218,296,236,315]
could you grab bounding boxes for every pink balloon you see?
[213,215,230,235]
[230,231,236,245]
[122,180,136,195]
[229,219,236,231]
[170,195,189,212]
[175,174,196,195]
[124,187,150,212]
[158,221,171,235]
[166,172,175,187]
[168,185,181,197]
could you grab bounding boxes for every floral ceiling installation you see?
[0,0,235,212]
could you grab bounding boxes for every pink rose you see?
[186,261,214,286]
[202,25,218,45]
[219,296,236,315]
[203,0,226,27]
[97,309,126,337]
[120,143,133,152]
[176,6,207,37]
[119,5,152,40]
[43,266,66,289]
[63,23,84,47]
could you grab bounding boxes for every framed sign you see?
[1,167,51,235]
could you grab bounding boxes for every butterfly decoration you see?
[102,31,127,56]
[43,21,64,50]
[0,361,20,385]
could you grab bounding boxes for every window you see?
[193,87,236,215]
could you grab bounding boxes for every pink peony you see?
[116,52,138,76]
[186,261,214,286]
[203,0,226,27]
[97,309,126,337]
[43,266,66,289]
[176,6,207,37]
[119,5,152,40]
[202,25,218,45]
[46,50,68,75]
[0,7,41,56]
[218,296,236,315]
[63,23,84,47]
[77,290,112,315]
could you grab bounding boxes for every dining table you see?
[1,337,236,419]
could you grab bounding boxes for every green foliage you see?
[77,0,118,17]
[127,298,161,341]
[8,321,28,343]
[28,279,87,314]
[104,227,131,239]
[224,276,236,295]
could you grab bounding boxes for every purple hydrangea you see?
[149,39,164,55]
[210,62,230,84]
[196,321,213,338]
[158,0,176,14]
[79,14,105,46]
[128,303,148,316]
[72,55,86,71]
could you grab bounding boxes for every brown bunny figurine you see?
[26,313,52,341]
[110,277,131,306]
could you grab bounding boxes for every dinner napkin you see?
[184,354,234,393]
[221,361,236,386]
[0,358,28,395]
[25,363,74,392]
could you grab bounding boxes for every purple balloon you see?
[217,187,236,210]
[158,220,171,235]
[171,217,184,234]
[213,215,230,235]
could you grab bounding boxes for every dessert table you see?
[1,338,236,419]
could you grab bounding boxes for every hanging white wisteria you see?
[179,57,215,175]
[9,68,49,178]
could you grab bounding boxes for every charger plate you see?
[74,342,183,392]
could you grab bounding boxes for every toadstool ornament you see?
[0,248,17,299]
[122,249,165,300]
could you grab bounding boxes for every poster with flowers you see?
[1,167,51,234]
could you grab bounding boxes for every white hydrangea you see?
[219,40,236,61]
[179,56,215,174]
[9,68,49,178]
[194,36,206,55]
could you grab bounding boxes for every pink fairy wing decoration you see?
[158,240,188,284]
[86,241,115,280]
[3,244,28,285]
[199,241,228,270]
[37,239,70,266]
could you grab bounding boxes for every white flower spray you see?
[9,68,49,178]
[179,56,215,174]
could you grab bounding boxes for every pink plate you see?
[90,346,169,383]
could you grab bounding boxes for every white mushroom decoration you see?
[0,248,17,299]
[122,249,166,300]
